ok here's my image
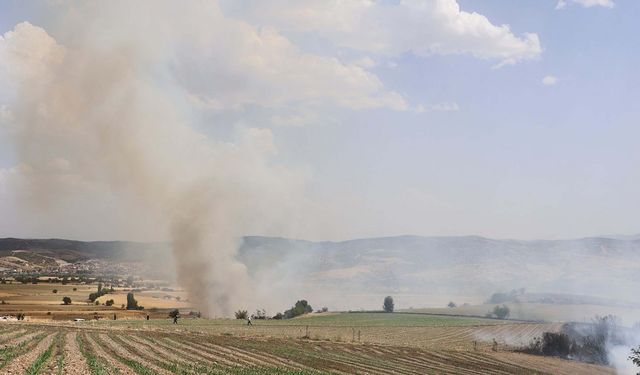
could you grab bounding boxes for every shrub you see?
[383,296,394,313]
[62,296,72,305]
[52,289,58,294]
[169,309,180,318]
[252,309,267,320]
[284,300,313,319]
[520,315,624,365]
[630,346,640,371]
[105,299,114,306]
[447,301,456,308]
[272,312,283,320]
[492,305,510,319]
[235,310,248,319]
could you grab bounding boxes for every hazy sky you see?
[0,0,638,241]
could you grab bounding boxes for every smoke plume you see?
[0,4,302,316]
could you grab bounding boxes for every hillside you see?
[236,235,640,311]
[2,235,640,313]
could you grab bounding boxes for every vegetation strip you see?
[0,331,48,369]
[110,333,192,374]
[92,333,159,375]
[78,332,119,375]
[25,332,59,375]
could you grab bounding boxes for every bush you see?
[169,309,180,318]
[383,296,394,313]
[52,289,58,294]
[62,296,72,305]
[105,299,114,306]
[272,312,283,320]
[630,346,640,371]
[88,286,110,302]
[491,305,510,319]
[447,301,456,308]
[520,315,624,365]
[252,309,267,320]
[235,310,248,319]
[284,300,313,319]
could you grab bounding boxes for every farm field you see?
[0,283,192,320]
[401,303,640,325]
[88,313,560,351]
[0,316,616,375]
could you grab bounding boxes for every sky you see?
[0,0,638,242]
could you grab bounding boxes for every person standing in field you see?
[247,316,252,326]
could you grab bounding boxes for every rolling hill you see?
[1,235,639,313]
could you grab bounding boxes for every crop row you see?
[0,324,614,375]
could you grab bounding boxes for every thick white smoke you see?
[0,6,305,316]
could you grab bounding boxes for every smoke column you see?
[0,3,300,316]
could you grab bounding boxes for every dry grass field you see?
[0,314,618,374]
[0,283,192,320]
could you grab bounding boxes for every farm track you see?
[0,323,619,374]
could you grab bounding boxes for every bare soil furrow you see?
[129,335,186,364]
[84,333,136,375]
[99,333,170,375]
[62,332,91,375]
[147,335,223,366]
[162,336,248,367]
[0,329,27,345]
[203,340,310,370]
[2,332,54,374]
[4,330,39,347]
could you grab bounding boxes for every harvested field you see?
[0,318,616,374]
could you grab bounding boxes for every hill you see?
[2,235,640,314]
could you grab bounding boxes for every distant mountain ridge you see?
[0,237,164,262]
[2,234,639,309]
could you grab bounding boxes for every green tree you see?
[126,292,139,310]
[492,305,510,319]
[283,300,313,319]
[62,296,72,305]
[383,296,394,313]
